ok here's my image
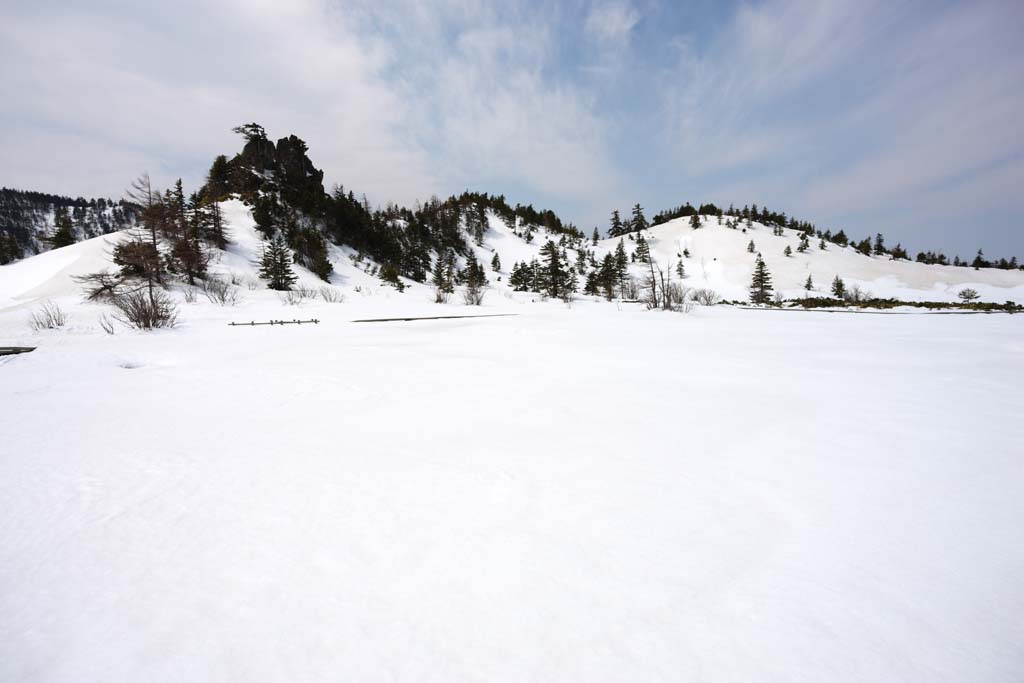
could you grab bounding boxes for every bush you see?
[691,288,721,306]
[28,301,68,330]
[462,284,486,306]
[319,286,344,303]
[111,290,178,329]
[202,277,240,306]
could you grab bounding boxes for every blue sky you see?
[2,0,1022,258]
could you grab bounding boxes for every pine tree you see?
[689,213,701,229]
[631,204,648,233]
[873,233,886,255]
[48,206,76,249]
[205,155,231,200]
[676,260,685,278]
[591,227,599,246]
[831,275,846,298]
[749,255,773,304]
[491,252,501,272]
[784,245,793,257]
[797,234,809,253]
[818,238,826,250]
[614,239,628,277]
[805,274,813,292]
[259,235,297,290]
[633,233,651,263]
[747,240,756,253]
[433,251,455,294]
[608,210,624,238]
[972,249,986,270]
[539,239,567,298]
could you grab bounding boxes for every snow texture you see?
[2,202,1023,681]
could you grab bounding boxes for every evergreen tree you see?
[818,238,826,250]
[676,260,686,278]
[784,245,792,257]
[614,239,629,277]
[259,235,297,290]
[205,155,231,200]
[972,249,987,270]
[804,274,813,292]
[47,206,76,249]
[491,252,501,272]
[747,240,756,253]
[873,233,887,255]
[631,204,648,233]
[748,255,773,304]
[797,234,809,253]
[539,239,567,298]
[433,250,455,293]
[633,233,651,263]
[608,210,624,238]
[831,275,846,298]
[689,213,701,230]
[592,227,599,246]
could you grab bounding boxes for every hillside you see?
[0,188,136,264]
[613,215,1024,304]
[2,198,1023,325]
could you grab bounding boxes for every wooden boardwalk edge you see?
[351,313,519,323]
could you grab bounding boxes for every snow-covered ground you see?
[2,203,1023,681]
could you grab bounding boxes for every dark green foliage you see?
[972,249,987,270]
[631,204,648,233]
[783,245,792,257]
[205,155,231,201]
[259,235,297,290]
[797,297,1021,313]
[608,209,625,238]
[805,274,813,291]
[831,275,846,298]
[491,252,501,272]
[747,240,756,253]
[633,233,651,263]
[689,213,701,229]
[539,239,569,298]
[749,255,773,304]
[47,206,76,249]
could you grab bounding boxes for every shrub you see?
[29,301,68,330]
[111,290,178,329]
[691,288,721,306]
[462,284,486,306]
[318,286,345,303]
[202,277,240,306]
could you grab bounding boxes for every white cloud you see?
[584,1,640,43]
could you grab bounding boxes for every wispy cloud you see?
[0,0,1021,254]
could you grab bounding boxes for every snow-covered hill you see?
[605,215,1024,304]
[2,200,1023,324]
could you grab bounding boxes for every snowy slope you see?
[610,215,1024,303]
[1,296,1022,681]
[2,201,1023,319]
